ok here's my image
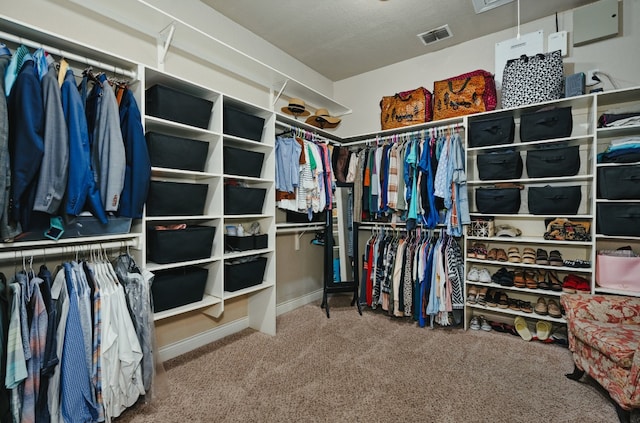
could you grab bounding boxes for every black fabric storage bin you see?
[147,225,216,264]
[147,181,208,216]
[224,185,266,215]
[223,146,264,177]
[476,150,522,180]
[469,115,515,147]
[598,165,640,199]
[285,210,327,223]
[152,266,208,312]
[520,107,573,142]
[475,188,521,214]
[146,132,209,172]
[597,203,640,236]
[223,105,265,141]
[526,145,580,178]
[225,234,268,252]
[224,256,267,291]
[528,185,581,215]
[146,85,213,129]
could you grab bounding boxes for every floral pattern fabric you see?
[561,293,640,411]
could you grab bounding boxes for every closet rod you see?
[344,123,463,147]
[0,238,138,261]
[276,121,336,144]
[0,29,137,79]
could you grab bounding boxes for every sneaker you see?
[469,316,481,330]
[478,268,492,283]
[479,315,492,331]
[467,267,480,282]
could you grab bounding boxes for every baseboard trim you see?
[158,317,249,362]
[276,288,323,316]
[159,290,323,361]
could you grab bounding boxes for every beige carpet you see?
[117,298,633,423]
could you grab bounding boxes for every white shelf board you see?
[151,167,220,180]
[223,280,275,300]
[153,294,222,321]
[223,248,272,260]
[594,287,640,297]
[0,233,141,251]
[145,215,221,222]
[596,124,640,138]
[465,235,593,246]
[467,303,566,324]
[466,280,565,297]
[465,258,593,273]
[145,116,220,139]
[145,257,221,272]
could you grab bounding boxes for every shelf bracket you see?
[157,22,176,70]
[271,79,289,107]
[202,302,223,319]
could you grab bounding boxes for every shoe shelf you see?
[464,93,597,333]
[466,303,566,324]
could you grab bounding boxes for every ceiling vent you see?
[472,0,515,14]
[417,24,453,46]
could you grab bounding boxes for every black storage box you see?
[146,181,208,216]
[528,185,581,215]
[285,210,327,223]
[146,132,209,172]
[469,115,515,147]
[147,225,216,264]
[526,145,580,178]
[598,165,640,199]
[152,266,208,312]
[597,203,640,236]
[224,234,268,252]
[224,256,267,292]
[146,84,213,129]
[224,185,266,215]
[223,105,265,142]
[475,187,521,214]
[520,107,573,142]
[223,146,264,177]
[476,150,523,180]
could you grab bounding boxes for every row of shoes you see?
[466,285,563,318]
[514,316,554,341]
[467,243,566,266]
[467,266,591,293]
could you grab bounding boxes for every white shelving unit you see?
[464,94,597,329]
[593,87,640,298]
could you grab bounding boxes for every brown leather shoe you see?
[547,299,562,318]
[534,297,548,315]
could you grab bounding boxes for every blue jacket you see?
[60,69,107,223]
[117,86,150,218]
[7,58,45,231]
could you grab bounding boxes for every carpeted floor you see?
[117,298,635,423]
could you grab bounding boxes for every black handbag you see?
[468,115,515,147]
[501,50,564,109]
[477,150,523,180]
[528,185,581,215]
[526,145,580,178]
[520,107,573,142]
[475,187,521,214]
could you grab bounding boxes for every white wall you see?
[333,0,640,137]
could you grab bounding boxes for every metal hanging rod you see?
[275,121,337,144]
[0,238,139,261]
[0,29,137,79]
[343,123,464,147]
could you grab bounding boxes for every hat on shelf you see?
[495,224,522,237]
[281,98,311,117]
[305,108,341,129]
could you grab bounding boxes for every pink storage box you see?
[596,254,640,292]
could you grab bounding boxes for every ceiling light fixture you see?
[472,0,515,14]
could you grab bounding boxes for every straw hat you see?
[305,108,341,128]
[281,98,311,117]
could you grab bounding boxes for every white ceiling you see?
[201,0,598,81]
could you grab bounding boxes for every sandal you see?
[520,301,533,313]
[487,248,498,261]
[547,299,562,318]
[466,285,478,305]
[549,250,563,266]
[524,271,538,289]
[522,247,536,264]
[534,297,548,315]
[548,271,562,291]
[496,248,508,262]
[474,243,488,260]
[469,316,481,330]
[507,246,521,263]
[513,271,526,288]
[536,248,549,265]
[479,315,492,331]
[514,316,533,341]
[497,292,509,309]
[476,286,488,306]
[486,290,498,308]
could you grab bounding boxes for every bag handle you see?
[448,78,471,94]
[540,155,565,162]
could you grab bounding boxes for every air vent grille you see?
[417,24,453,46]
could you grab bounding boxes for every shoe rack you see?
[463,94,596,332]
